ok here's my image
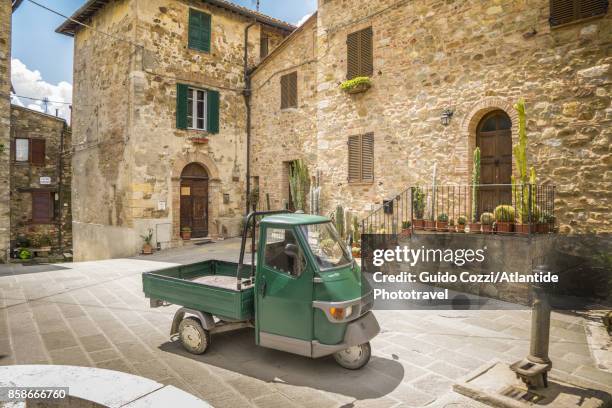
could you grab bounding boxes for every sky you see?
[10,0,316,120]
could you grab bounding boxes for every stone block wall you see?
[10,106,72,254]
[0,0,11,261]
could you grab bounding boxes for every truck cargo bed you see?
[142,260,254,321]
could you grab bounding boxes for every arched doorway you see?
[180,163,209,238]
[476,110,512,213]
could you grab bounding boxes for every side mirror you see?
[284,243,299,259]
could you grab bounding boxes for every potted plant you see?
[18,248,32,261]
[352,218,361,247]
[340,76,371,94]
[537,212,554,234]
[181,227,192,240]
[448,218,455,232]
[436,213,449,231]
[494,205,515,233]
[424,217,436,231]
[141,229,154,255]
[401,220,412,236]
[412,187,425,230]
[457,216,467,232]
[480,212,494,233]
[351,246,361,258]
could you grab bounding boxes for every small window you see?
[187,87,207,130]
[31,191,53,224]
[280,72,297,109]
[348,133,374,183]
[347,27,373,80]
[15,138,28,162]
[549,0,608,26]
[264,228,305,277]
[188,8,211,52]
[176,84,219,133]
[260,32,269,59]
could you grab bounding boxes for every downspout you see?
[243,22,255,216]
[57,122,66,255]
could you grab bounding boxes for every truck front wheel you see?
[333,342,371,369]
[179,317,210,354]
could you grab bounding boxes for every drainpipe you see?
[57,122,66,255]
[243,22,255,216]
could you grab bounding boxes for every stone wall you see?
[251,15,318,211]
[10,106,72,254]
[0,0,12,261]
[252,0,611,233]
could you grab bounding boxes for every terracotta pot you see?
[142,244,153,255]
[514,223,535,234]
[181,231,192,240]
[456,224,466,232]
[435,221,448,231]
[424,220,436,230]
[496,222,514,233]
[467,223,481,233]
[401,228,412,236]
[536,223,550,234]
[481,224,493,233]
[413,219,424,230]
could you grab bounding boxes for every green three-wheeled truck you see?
[143,210,380,369]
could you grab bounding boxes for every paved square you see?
[0,240,609,407]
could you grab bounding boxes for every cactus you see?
[437,213,449,222]
[480,212,495,225]
[471,147,481,222]
[457,215,467,226]
[494,205,515,223]
[352,217,360,242]
[289,159,310,211]
[412,187,425,219]
[335,205,345,238]
[513,98,537,224]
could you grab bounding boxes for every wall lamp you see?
[441,108,454,126]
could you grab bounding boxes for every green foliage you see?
[335,205,345,239]
[402,221,411,229]
[181,226,192,232]
[412,187,425,219]
[340,76,371,91]
[437,213,449,222]
[494,205,515,223]
[140,229,154,245]
[18,249,32,260]
[15,235,31,248]
[512,98,537,223]
[471,147,481,222]
[457,215,467,225]
[480,212,494,225]
[289,159,310,211]
[248,186,260,210]
[352,217,361,242]
[448,218,455,226]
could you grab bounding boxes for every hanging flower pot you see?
[340,77,372,95]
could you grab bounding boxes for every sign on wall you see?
[39,176,52,185]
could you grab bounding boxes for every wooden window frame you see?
[280,72,298,110]
[176,83,220,133]
[31,190,54,224]
[346,27,373,80]
[348,133,374,184]
[187,87,208,131]
[549,0,608,27]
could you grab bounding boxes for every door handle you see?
[259,280,267,298]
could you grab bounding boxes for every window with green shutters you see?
[188,8,211,52]
[176,83,219,133]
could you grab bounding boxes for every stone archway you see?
[171,152,221,241]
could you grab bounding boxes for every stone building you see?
[250,0,611,234]
[58,0,293,260]
[9,106,72,256]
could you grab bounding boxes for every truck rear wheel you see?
[179,317,210,355]
[333,342,371,370]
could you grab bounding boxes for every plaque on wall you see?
[39,176,52,185]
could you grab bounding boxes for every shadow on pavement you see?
[160,328,404,400]
[0,263,70,277]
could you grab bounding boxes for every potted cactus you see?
[457,215,467,232]
[494,205,515,233]
[412,187,425,230]
[436,213,449,231]
[480,212,494,233]
[401,220,412,236]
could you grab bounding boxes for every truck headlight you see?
[329,306,353,321]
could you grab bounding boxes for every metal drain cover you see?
[500,385,544,403]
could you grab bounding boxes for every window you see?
[549,0,608,26]
[188,8,211,52]
[348,133,374,183]
[264,228,305,277]
[176,84,219,133]
[300,222,352,270]
[13,138,45,165]
[260,32,269,59]
[31,191,53,224]
[280,72,297,109]
[346,27,373,80]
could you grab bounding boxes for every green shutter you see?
[176,83,188,129]
[207,90,219,134]
[189,9,211,53]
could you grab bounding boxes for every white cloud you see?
[10,59,72,123]
[295,12,313,27]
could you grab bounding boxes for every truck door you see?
[256,226,313,351]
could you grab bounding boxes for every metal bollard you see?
[510,265,553,389]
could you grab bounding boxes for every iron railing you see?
[361,184,556,237]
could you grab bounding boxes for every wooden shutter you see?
[207,89,220,134]
[10,138,15,161]
[30,139,45,165]
[32,191,53,223]
[176,83,188,129]
[260,32,269,59]
[280,72,297,109]
[347,27,373,79]
[348,133,374,183]
[188,9,211,52]
[361,132,374,181]
[550,0,608,26]
[348,135,361,182]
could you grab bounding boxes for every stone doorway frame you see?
[171,152,221,241]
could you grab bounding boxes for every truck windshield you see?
[300,222,352,270]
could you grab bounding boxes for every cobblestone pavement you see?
[0,240,610,407]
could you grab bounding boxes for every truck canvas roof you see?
[261,214,329,226]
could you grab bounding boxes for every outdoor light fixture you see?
[441,108,454,126]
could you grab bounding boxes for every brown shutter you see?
[578,0,608,19]
[280,74,288,109]
[361,132,374,181]
[550,0,608,26]
[280,72,297,109]
[348,135,361,182]
[360,27,373,77]
[260,32,269,59]
[30,139,45,165]
[10,138,15,162]
[347,27,373,79]
[347,31,360,80]
[32,191,53,223]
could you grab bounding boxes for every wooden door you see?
[477,111,512,214]
[180,163,209,238]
